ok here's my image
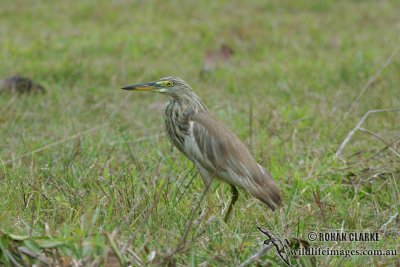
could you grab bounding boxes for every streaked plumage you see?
[122,77,282,220]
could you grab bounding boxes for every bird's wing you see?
[185,111,282,210]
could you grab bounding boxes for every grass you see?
[0,0,399,266]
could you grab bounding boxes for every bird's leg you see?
[196,165,213,212]
[224,185,239,222]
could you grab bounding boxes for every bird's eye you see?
[165,81,174,87]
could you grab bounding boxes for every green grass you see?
[0,0,399,266]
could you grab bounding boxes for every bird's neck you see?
[167,92,208,115]
[163,92,207,153]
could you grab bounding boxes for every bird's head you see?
[121,77,194,100]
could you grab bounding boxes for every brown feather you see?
[190,111,282,210]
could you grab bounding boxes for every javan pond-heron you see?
[122,77,282,221]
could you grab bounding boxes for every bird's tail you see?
[251,166,282,211]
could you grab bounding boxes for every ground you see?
[0,0,399,266]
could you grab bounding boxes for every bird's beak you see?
[121,82,158,91]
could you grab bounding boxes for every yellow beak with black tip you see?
[121,82,159,91]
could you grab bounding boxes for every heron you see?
[122,77,282,221]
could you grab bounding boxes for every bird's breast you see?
[164,102,191,153]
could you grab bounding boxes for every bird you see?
[122,77,282,221]
[0,75,45,94]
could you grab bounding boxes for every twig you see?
[126,248,143,267]
[335,109,400,159]
[344,46,400,119]
[1,125,164,166]
[339,135,400,169]
[1,124,109,165]
[378,212,399,231]
[362,135,400,162]
[239,228,291,266]
[358,127,400,158]
[239,243,275,267]
[129,132,165,144]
